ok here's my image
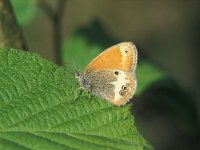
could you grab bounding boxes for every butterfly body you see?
[76,42,138,106]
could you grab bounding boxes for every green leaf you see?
[136,61,166,95]
[62,34,101,71]
[0,48,153,149]
[10,0,37,26]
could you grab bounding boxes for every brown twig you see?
[39,0,67,65]
[0,0,27,50]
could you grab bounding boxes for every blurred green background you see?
[9,0,200,149]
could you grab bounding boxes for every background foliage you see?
[1,0,199,150]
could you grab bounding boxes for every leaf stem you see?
[39,0,67,65]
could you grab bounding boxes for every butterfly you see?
[76,42,138,106]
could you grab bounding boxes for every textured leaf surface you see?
[0,48,153,149]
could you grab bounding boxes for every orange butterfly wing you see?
[84,42,138,74]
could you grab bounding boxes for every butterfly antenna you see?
[74,57,81,70]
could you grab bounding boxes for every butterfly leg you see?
[73,88,83,104]
[88,94,94,103]
[87,85,95,103]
